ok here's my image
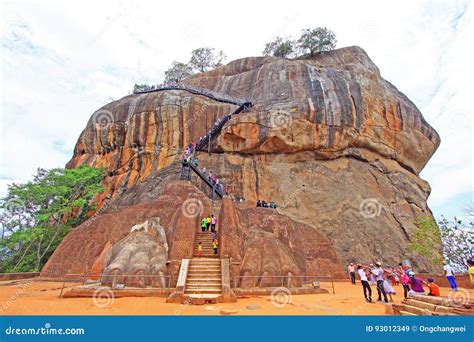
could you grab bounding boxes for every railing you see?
[181,162,225,199]
[195,102,252,151]
[133,82,250,106]
[59,273,172,298]
[233,275,336,294]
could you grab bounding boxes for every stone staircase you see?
[193,230,219,258]
[392,293,474,316]
[184,258,222,302]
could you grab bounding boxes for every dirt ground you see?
[0,279,471,315]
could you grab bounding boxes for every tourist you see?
[212,239,219,254]
[348,263,356,285]
[443,261,458,291]
[468,260,474,284]
[257,200,261,207]
[225,184,229,195]
[202,167,206,175]
[210,214,217,232]
[427,278,440,296]
[200,217,207,232]
[368,264,376,285]
[397,263,410,299]
[193,158,198,168]
[408,271,425,296]
[212,230,217,240]
[206,216,212,231]
[372,262,388,303]
[383,277,396,302]
[197,242,203,257]
[357,265,372,303]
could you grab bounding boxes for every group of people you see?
[133,82,246,106]
[256,199,277,209]
[197,214,219,256]
[181,141,230,196]
[348,260,458,304]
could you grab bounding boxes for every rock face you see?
[101,218,168,288]
[46,46,442,280]
[218,198,344,287]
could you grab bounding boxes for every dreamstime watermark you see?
[359,198,382,218]
[358,21,381,43]
[2,197,25,213]
[180,22,205,43]
[3,20,30,42]
[269,108,293,128]
[92,287,115,308]
[4,322,85,336]
[270,287,292,308]
[181,198,203,218]
[181,104,209,134]
[447,288,470,307]
[92,109,114,129]
[446,108,471,132]
[0,279,34,312]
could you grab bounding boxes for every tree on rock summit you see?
[188,47,226,72]
[262,36,295,58]
[297,27,337,56]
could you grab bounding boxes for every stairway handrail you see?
[188,163,224,198]
[195,102,252,151]
[133,83,250,106]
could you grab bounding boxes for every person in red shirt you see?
[427,277,440,296]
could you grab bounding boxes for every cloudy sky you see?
[0,0,472,219]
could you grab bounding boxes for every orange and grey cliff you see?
[41,46,441,280]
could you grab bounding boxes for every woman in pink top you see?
[210,214,217,232]
[397,263,410,299]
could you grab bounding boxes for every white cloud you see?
[0,0,472,218]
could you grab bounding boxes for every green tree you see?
[188,47,226,72]
[297,27,337,56]
[408,216,443,266]
[0,166,105,272]
[164,61,194,83]
[263,37,295,58]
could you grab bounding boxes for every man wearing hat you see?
[371,261,388,303]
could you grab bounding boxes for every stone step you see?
[187,272,221,277]
[400,310,417,316]
[189,264,221,268]
[186,280,221,286]
[186,294,221,299]
[188,269,221,274]
[190,260,221,264]
[185,288,222,294]
[186,277,221,282]
[403,304,432,316]
[404,299,437,311]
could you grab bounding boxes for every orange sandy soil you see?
[1,279,471,316]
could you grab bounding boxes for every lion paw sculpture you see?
[101,217,168,288]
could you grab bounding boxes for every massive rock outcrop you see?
[46,46,441,279]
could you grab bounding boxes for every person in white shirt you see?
[357,265,372,302]
[443,261,458,291]
[348,263,356,284]
[371,262,388,303]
